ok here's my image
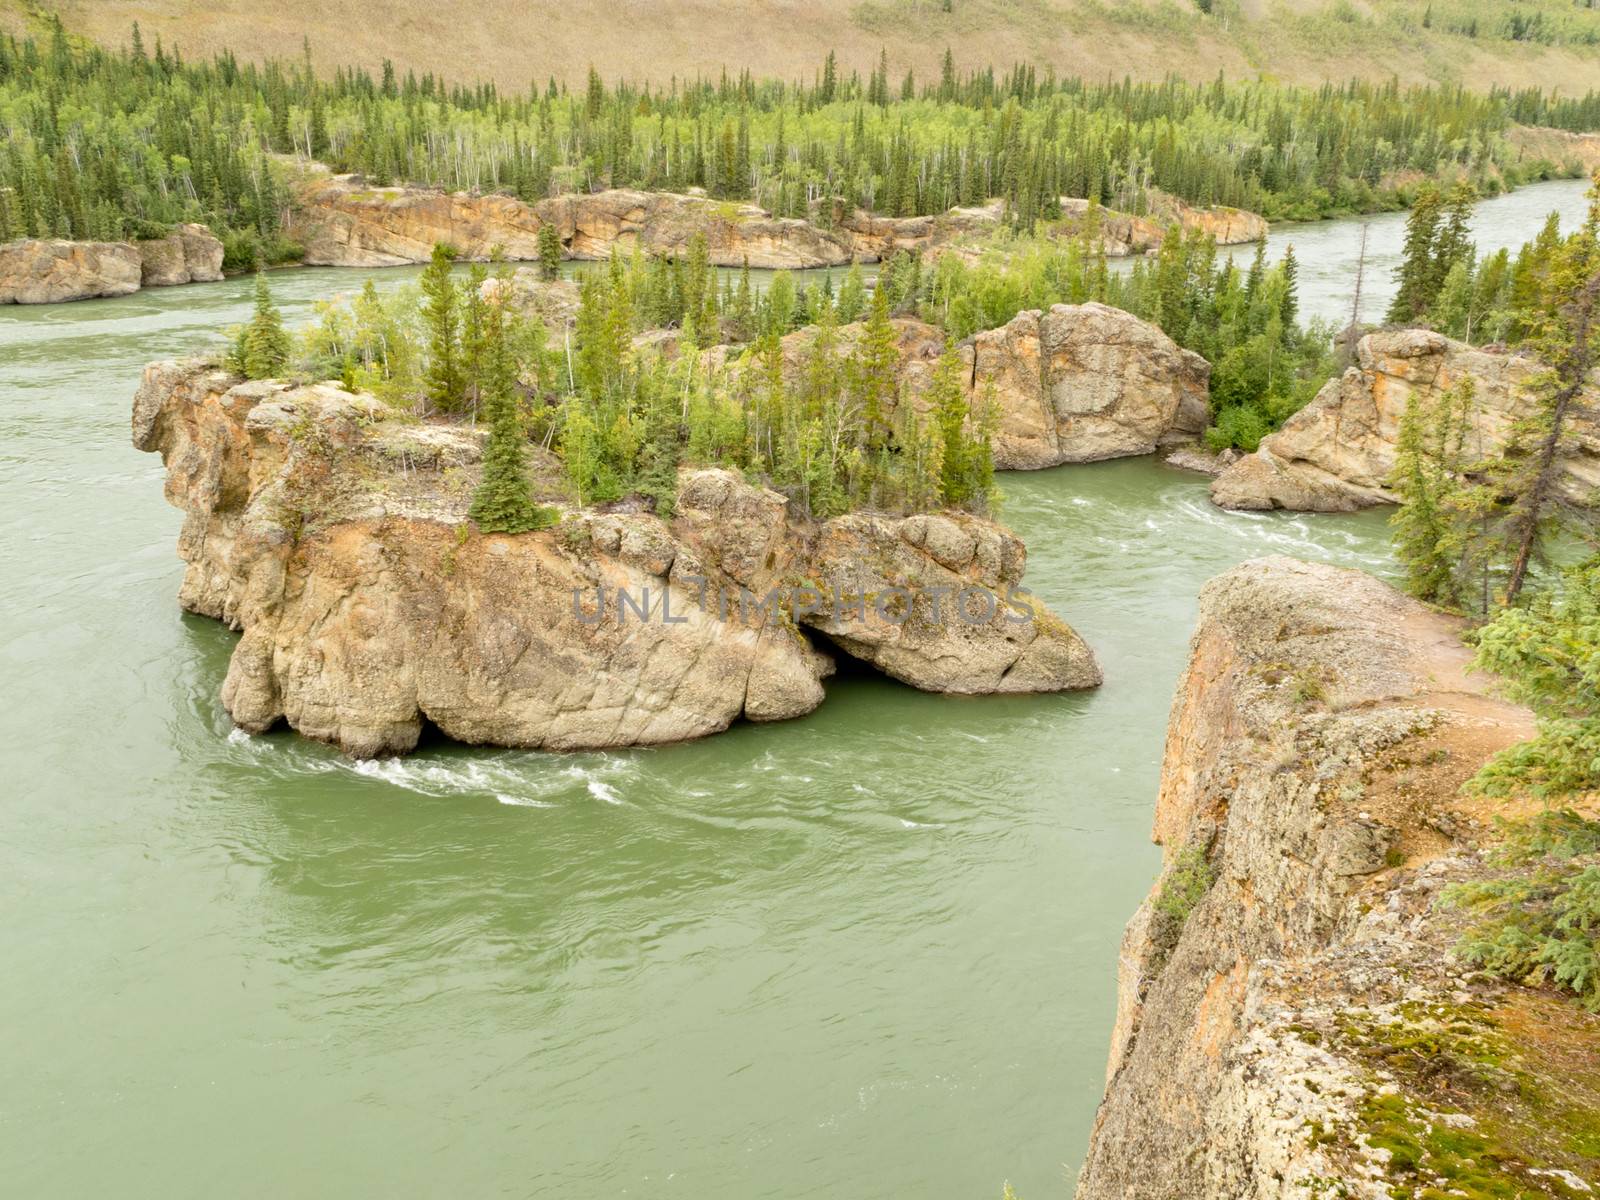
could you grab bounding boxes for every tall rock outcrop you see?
[0,238,142,303]
[711,304,1209,470]
[1212,328,1600,511]
[968,302,1211,468]
[1076,557,1600,1199]
[136,223,226,287]
[132,359,1098,756]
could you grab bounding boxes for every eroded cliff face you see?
[132,360,1099,757]
[288,173,1269,270]
[1212,328,1600,512]
[1076,557,1600,1200]
[709,303,1209,470]
[1,224,226,303]
[0,238,142,303]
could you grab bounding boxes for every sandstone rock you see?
[540,188,852,269]
[805,511,1102,693]
[290,172,1269,271]
[137,223,225,287]
[1055,189,1267,256]
[966,303,1211,469]
[1211,328,1600,511]
[133,361,1099,755]
[1074,558,1537,1200]
[1163,442,1235,476]
[711,304,1208,471]
[0,238,142,304]
[484,271,581,328]
[291,175,547,265]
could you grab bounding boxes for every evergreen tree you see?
[240,271,290,379]
[537,224,562,281]
[1388,184,1443,324]
[469,293,555,533]
[1494,186,1600,604]
[1388,377,1482,610]
[420,242,462,410]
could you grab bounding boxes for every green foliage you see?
[1388,377,1488,610]
[420,243,463,411]
[1445,811,1600,1010]
[537,223,562,281]
[468,289,557,534]
[0,26,1587,254]
[1470,559,1600,797]
[233,271,291,379]
[1148,844,1217,966]
[1389,175,1600,618]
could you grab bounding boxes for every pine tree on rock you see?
[537,224,562,281]
[239,271,291,380]
[469,296,556,534]
[421,243,462,411]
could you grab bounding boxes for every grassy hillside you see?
[5,0,1600,92]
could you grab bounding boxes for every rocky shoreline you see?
[1074,556,1600,1199]
[0,223,224,304]
[1212,328,1600,512]
[131,359,1101,757]
[286,173,1268,271]
[0,175,1267,304]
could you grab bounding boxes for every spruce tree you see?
[240,271,291,379]
[1495,188,1600,604]
[420,242,462,411]
[537,223,562,281]
[469,297,554,534]
[928,342,972,506]
[1389,377,1480,610]
[1387,184,1443,324]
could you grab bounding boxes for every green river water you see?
[0,178,1589,1199]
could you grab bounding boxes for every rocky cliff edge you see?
[1076,556,1600,1200]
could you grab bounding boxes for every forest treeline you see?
[2,17,1596,264]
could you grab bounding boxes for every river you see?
[0,178,1582,1199]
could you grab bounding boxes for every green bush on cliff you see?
[1445,811,1600,1011]
[1148,845,1217,966]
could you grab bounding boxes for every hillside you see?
[7,0,1600,92]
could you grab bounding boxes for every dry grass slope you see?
[14,0,1600,92]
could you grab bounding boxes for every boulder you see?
[0,238,142,304]
[965,303,1212,469]
[1211,328,1600,511]
[137,223,225,287]
[806,511,1102,693]
[133,360,1100,756]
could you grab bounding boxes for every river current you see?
[0,178,1588,1198]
